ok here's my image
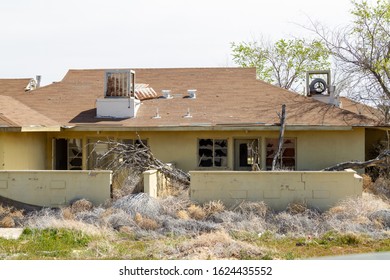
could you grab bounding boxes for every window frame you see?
[197,138,228,169]
[265,137,296,170]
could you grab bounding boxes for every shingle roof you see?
[0,68,380,129]
[0,79,59,130]
[339,97,385,123]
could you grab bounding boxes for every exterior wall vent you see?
[187,89,197,99]
[162,90,172,99]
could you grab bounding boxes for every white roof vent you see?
[162,90,172,99]
[188,89,197,99]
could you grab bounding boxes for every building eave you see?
[61,124,358,132]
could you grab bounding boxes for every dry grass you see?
[286,201,308,215]
[176,230,268,259]
[362,174,374,193]
[187,204,206,220]
[176,210,190,220]
[0,216,15,228]
[71,199,94,213]
[203,200,225,217]
[233,201,269,218]
[61,207,75,220]
[134,213,159,230]
[371,177,390,199]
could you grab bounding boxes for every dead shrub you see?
[118,226,133,235]
[362,174,374,193]
[160,196,191,217]
[371,177,390,199]
[9,210,24,219]
[134,213,159,230]
[176,210,190,220]
[286,201,308,215]
[177,230,267,259]
[203,201,225,217]
[187,204,206,220]
[71,199,94,213]
[0,216,15,228]
[61,207,75,220]
[234,201,269,218]
[0,204,12,217]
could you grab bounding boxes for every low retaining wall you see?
[0,170,112,208]
[190,169,362,211]
[143,170,170,198]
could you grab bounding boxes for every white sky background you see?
[0,0,355,85]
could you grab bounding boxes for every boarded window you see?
[265,138,296,170]
[198,139,228,168]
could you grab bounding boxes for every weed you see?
[203,200,225,217]
[187,204,206,220]
[176,210,190,220]
[0,216,15,228]
[134,213,159,230]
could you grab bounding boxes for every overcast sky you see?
[0,0,355,85]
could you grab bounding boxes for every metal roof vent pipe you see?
[162,90,172,99]
[36,75,41,88]
[188,89,197,99]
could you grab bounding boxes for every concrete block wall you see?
[0,170,112,207]
[189,169,362,211]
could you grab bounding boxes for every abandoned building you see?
[0,68,388,209]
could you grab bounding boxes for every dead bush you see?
[233,201,269,218]
[176,210,190,220]
[160,196,191,217]
[61,207,75,220]
[177,230,267,259]
[371,177,390,199]
[203,201,225,217]
[134,213,159,230]
[113,193,162,220]
[0,216,15,228]
[362,174,374,193]
[9,209,24,219]
[188,204,206,220]
[286,201,308,215]
[71,199,94,213]
[323,193,390,236]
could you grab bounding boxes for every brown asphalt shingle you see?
[0,79,58,128]
[0,68,381,129]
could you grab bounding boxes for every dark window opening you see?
[198,139,227,168]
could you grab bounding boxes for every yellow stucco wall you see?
[46,128,365,172]
[189,169,362,211]
[0,170,112,207]
[0,132,46,170]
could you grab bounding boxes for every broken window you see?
[265,138,296,170]
[198,139,228,168]
[54,138,83,170]
[105,70,135,98]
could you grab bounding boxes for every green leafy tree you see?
[231,38,330,92]
[311,0,390,123]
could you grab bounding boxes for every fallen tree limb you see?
[90,139,190,187]
[322,150,390,171]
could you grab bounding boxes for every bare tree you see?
[308,0,390,124]
[272,104,287,170]
[231,38,330,93]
